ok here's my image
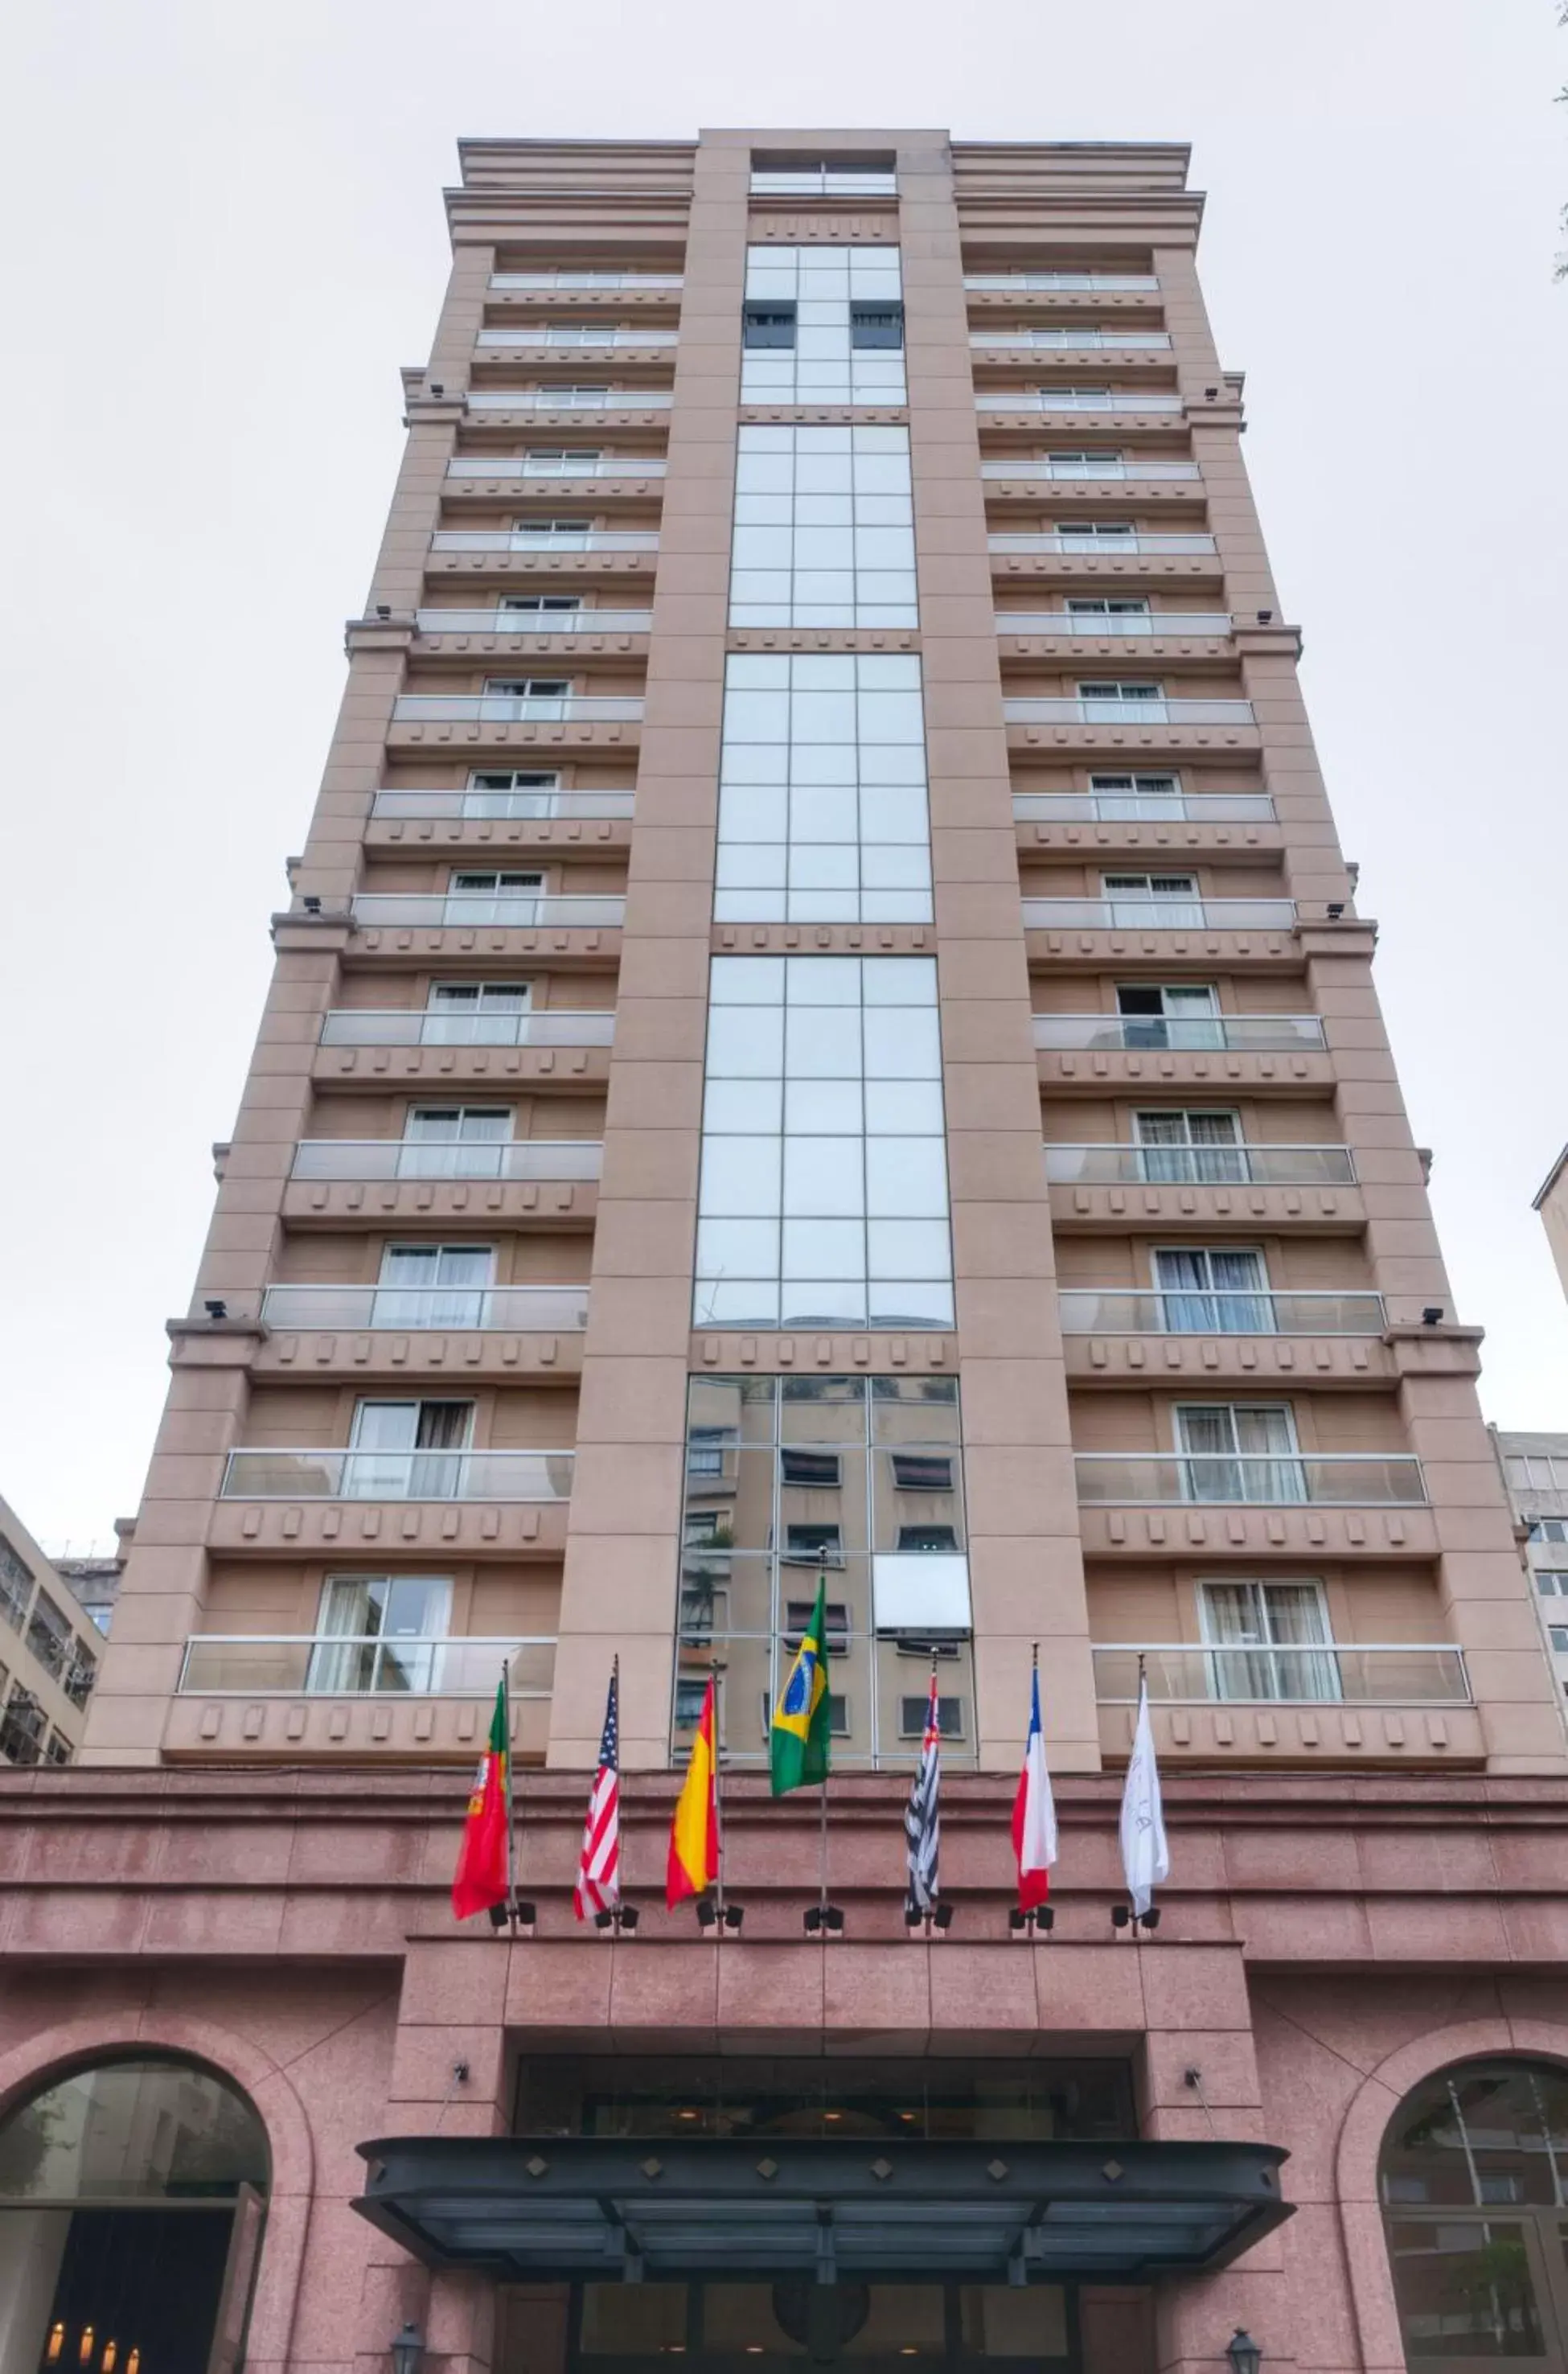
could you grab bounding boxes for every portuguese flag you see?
[770,1575,832,1794]
[667,1674,720,1909]
[452,1676,511,1920]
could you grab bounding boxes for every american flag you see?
[573,1663,621,1920]
[904,1670,942,1914]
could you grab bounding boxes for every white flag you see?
[1119,1675,1169,1917]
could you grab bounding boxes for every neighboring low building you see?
[1492,1428,1568,1710]
[1533,1144,1568,1301]
[0,1493,101,1764]
[51,1522,129,1638]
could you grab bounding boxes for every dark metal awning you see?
[353,2135,1291,2285]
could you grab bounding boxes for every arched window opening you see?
[0,2055,269,2374]
[1380,2056,1568,2368]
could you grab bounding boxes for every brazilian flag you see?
[770,1575,832,1794]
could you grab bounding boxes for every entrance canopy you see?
[354,2134,1291,2284]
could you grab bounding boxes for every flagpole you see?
[503,1657,518,1924]
[817,1547,830,1924]
[1133,1653,1146,1949]
[709,1660,725,1929]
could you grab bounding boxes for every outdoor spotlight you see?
[1034,1904,1055,1932]
[932,1904,954,1932]
[618,1904,639,1932]
[1111,1904,1131,1929]
[804,1904,845,1934]
[302,895,322,915]
[722,1904,745,1932]
[594,1908,615,1930]
[1205,385,1219,400]
[1140,1908,1161,1932]
[1225,2332,1262,2374]
[904,1904,923,1929]
[203,1299,228,1321]
[1255,609,1274,625]
[1422,1306,1445,1327]
[390,2324,426,2374]
[1327,902,1344,920]
[430,381,445,396]
[487,1904,510,1930]
[696,1900,718,1929]
[376,603,392,620]
[512,1895,537,1926]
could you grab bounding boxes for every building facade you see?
[1492,1427,1568,1713]
[1533,1147,1568,1304]
[0,1495,101,1769]
[5,130,1568,2374]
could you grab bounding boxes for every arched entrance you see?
[1381,2056,1568,2368]
[0,2054,269,2374]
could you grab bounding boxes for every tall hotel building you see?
[4,132,1568,2374]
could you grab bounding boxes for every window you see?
[1509,1455,1568,1493]
[900,1694,964,1738]
[375,1245,495,1327]
[1550,1625,1568,1654]
[729,425,917,630]
[1115,983,1222,1050]
[520,450,603,474]
[1535,1571,1568,1595]
[1529,1518,1568,1544]
[1197,1579,1336,1700]
[1078,680,1168,720]
[25,1593,72,1682]
[60,1645,96,1710]
[750,162,898,195]
[781,1448,841,1487]
[43,1731,72,1765]
[784,1522,844,1566]
[892,1453,954,1492]
[1134,1109,1246,1184]
[0,1538,31,1633]
[674,1677,711,1728]
[741,247,905,405]
[0,1682,43,1765]
[464,768,564,818]
[445,869,546,922]
[482,677,572,700]
[850,302,904,350]
[499,594,585,614]
[1176,1404,1300,1503]
[309,1575,454,1692]
[696,956,951,1329]
[509,519,595,542]
[1100,871,1202,924]
[897,1524,959,1553]
[715,654,932,924]
[1056,519,1137,543]
[543,323,618,344]
[425,982,534,1043]
[783,1598,852,1653]
[405,1107,512,1141]
[1068,597,1151,618]
[1090,770,1181,815]
[347,1403,474,1498]
[1046,450,1127,478]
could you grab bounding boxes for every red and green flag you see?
[452,1675,511,1921]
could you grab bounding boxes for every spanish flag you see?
[770,1575,832,1795]
[452,1675,511,1921]
[667,1674,720,1909]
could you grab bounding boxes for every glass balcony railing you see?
[980,459,1200,481]
[966,273,1160,292]
[750,169,898,194]
[1059,1289,1385,1337]
[996,612,1231,638]
[990,532,1217,555]
[1012,790,1275,823]
[1044,1143,1355,1187]
[1006,698,1254,728]
[1076,1454,1428,1507]
[290,1140,603,1181]
[178,1633,556,1696]
[349,891,626,927]
[258,1284,590,1331]
[1022,893,1291,928]
[220,1449,575,1501]
[320,1008,615,1048]
[971,330,1172,351]
[392,695,642,725]
[488,271,683,290]
[465,389,673,409]
[370,787,635,821]
[431,530,660,552]
[415,609,653,635]
[975,392,1184,413]
[1033,1014,1325,1053]
[1091,1642,1470,1706]
[446,455,667,479]
[476,329,679,348]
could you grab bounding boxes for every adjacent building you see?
[0,1493,101,1768]
[1492,1426,1568,1711]
[1534,1144,1568,1303]
[3,131,1567,2374]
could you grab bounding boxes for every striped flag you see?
[904,1670,942,1914]
[573,1662,621,1921]
[667,1674,720,1910]
[1012,1657,1057,1912]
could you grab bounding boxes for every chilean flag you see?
[1012,1662,1058,1912]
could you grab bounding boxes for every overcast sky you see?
[2,0,1566,1545]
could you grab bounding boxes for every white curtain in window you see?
[1201,1580,1337,1701]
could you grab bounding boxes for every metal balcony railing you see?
[980,460,1200,481]
[349,892,626,927]
[1012,790,1275,823]
[220,1449,575,1501]
[446,456,667,479]
[465,389,673,409]
[971,330,1172,350]
[178,1633,556,1696]
[431,530,660,552]
[1022,894,1291,929]
[1006,699,1254,728]
[320,1008,615,1049]
[996,613,1231,638]
[1044,1143,1355,1187]
[966,273,1160,292]
[990,532,1217,555]
[1091,1643,1470,1706]
[392,695,642,725]
[370,787,634,821]
[289,1140,603,1182]
[1075,1454,1428,1507]
[1058,1289,1385,1337]
[415,609,653,636]
[1032,1014,1325,1054]
[975,392,1184,413]
[488,271,683,289]
[258,1284,590,1331]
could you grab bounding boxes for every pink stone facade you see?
[9,128,1564,2374]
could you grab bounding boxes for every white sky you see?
[2,0,1566,1544]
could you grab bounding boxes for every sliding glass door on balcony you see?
[1175,1404,1304,1501]
[1133,1110,1246,1183]
[1197,1580,1340,1701]
[1153,1247,1270,1333]
[1115,984,1223,1049]
[308,1575,454,1694]
[375,1247,495,1328]
[346,1402,474,1498]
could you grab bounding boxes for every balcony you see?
[966,273,1160,292]
[415,609,653,637]
[979,460,1200,482]
[1034,1015,1325,1054]
[371,787,634,821]
[975,392,1184,414]
[1075,1454,1426,1506]
[392,695,642,726]
[1059,1289,1384,1337]
[289,1140,603,1182]
[220,1448,574,1501]
[991,533,1216,557]
[1045,1144,1354,1187]
[320,1008,614,1049]
[971,331,1172,351]
[1014,791,1274,824]
[465,389,673,410]
[431,530,660,552]
[750,168,898,194]
[179,1633,554,1695]
[1008,697,1254,729]
[1022,893,1289,929]
[1090,1642,1480,1764]
[349,891,626,928]
[997,612,1230,639]
[258,1284,590,1331]
[166,1634,556,1762]
[488,271,683,289]
[446,456,667,480]
[475,330,679,349]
